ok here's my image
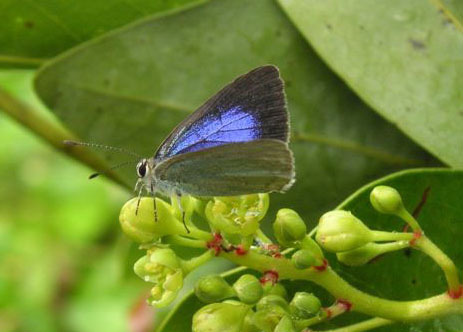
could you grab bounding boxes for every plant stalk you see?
[0,86,129,189]
[220,249,463,322]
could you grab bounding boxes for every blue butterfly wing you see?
[155,65,289,160]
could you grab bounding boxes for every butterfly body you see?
[136,65,295,199]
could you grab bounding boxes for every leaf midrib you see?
[429,0,463,33]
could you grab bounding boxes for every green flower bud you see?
[215,302,258,332]
[222,299,244,305]
[119,197,188,243]
[262,283,288,299]
[195,275,236,303]
[292,236,324,269]
[274,315,296,332]
[242,311,260,332]
[316,210,372,253]
[205,304,258,332]
[252,307,287,332]
[336,243,379,266]
[337,241,410,266]
[291,249,323,269]
[370,186,422,231]
[300,235,324,256]
[273,209,307,246]
[205,194,269,236]
[192,302,251,332]
[370,186,404,215]
[256,295,290,312]
[289,292,321,319]
[233,274,263,304]
[134,247,184,307]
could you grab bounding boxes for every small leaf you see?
[278,0,463,167]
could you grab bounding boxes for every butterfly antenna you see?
[89,160,136,179]
[63,140,142,159]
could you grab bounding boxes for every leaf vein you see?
[25,0,82,42]
[429,0,463,33]
[65,82,191,114]
[293,132,423,166]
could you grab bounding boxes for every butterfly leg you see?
[173,192,190,234]
[150,182,158,222]
[135,181,144,216]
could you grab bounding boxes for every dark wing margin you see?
[155,65,289,160]
[154,139,295,196]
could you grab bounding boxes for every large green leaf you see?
[0,0,201,67]
[278,0,463,167]
[34,0,436,224]
[159,168,463,332]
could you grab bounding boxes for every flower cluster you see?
[119,194,270,307]
[134,247,184,307]
[315,186,419,266]
[118,185,462,331]
[193,273,323,332]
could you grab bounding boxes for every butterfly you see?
[66,65,295,227]
[136,65,294,198]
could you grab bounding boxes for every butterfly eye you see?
[136,160,147,178]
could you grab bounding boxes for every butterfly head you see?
[136,159,148,178]
[136,158,156,179]
[135,158,157,193]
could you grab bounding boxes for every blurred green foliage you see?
[0,71,145,332]
[0,71,234,332]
